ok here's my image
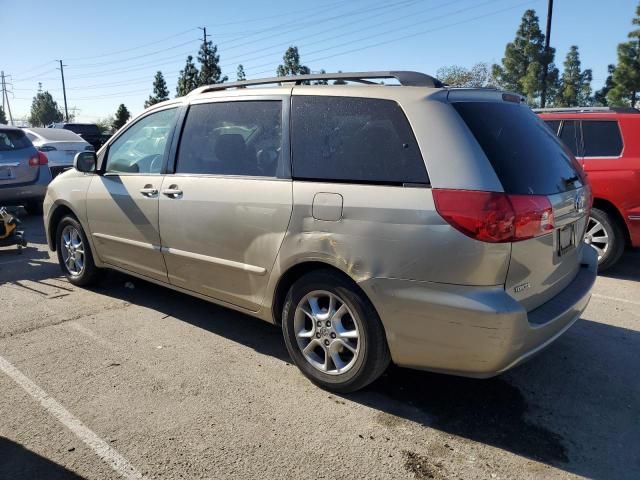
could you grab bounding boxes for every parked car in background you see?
[0,125,51,213]
[44,71,597,392]
[49,123,106,151]
[23,127,93,178]
[537,107,640,270]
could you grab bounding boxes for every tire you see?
[586,208,625,272]
[282,270,390,393]
[56,215,103,286]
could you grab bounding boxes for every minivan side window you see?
[176,101,283,177]
[581,121,623,157]
[291,96,428,185]
[559,120,580,157]
[105,108,177,174]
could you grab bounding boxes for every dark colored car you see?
[50,123,106,151]
[0,125,52,213]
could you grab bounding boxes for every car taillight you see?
[28,151,49,167]
[432,189,555,243]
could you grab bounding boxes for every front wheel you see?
[585,208,625,272]
[56,215,103,286]
[282,271,390,393]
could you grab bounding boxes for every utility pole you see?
[540,0,554,108]
[1,71,13,125]
[57,60,69,122]
[198,26,208,47]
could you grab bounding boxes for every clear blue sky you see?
[1,0,637,122]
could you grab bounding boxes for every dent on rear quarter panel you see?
[273,182,511,286]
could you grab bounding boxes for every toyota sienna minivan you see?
[44,71,597,392]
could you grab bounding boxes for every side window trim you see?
[578,119,624,159]
[101,104,182,175]
[168,96,291,179]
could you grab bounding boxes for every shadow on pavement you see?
[94,271,640,480]
[600,249,640,281]
[0,437,83,480]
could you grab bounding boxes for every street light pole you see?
[540,0,554,108]
[57,60,69,122]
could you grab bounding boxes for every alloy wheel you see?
[61,225,85,276]
[585,216,609,260]
[293,290,361,375]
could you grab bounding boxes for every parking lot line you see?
[592,293,640,307]
[0,353,145,480]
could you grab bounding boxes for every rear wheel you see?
[586,208,625,271]
[282,270,390,393]
[56,216,103,286]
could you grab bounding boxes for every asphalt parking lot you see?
[0,215,638,480]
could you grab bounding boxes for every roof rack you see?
[189,71,444,96]
[534,106,640,114]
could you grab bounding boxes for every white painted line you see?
[0,354,145,480]
[592,293,640,307]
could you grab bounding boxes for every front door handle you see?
[139,185,158,197]
[162,185,183,198]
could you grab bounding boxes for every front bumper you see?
[359,245,598,377]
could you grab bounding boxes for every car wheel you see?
[585,208,625,272]
[56,215,103,286]
[282,270,390,393]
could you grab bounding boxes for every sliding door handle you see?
[162,186,183,198]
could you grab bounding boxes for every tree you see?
[236,64,246,82]
[0,106,7,124]
[198,40,227,86]
[176,55,200,97]
[333,70,347,85]
[594,65,616,106]
[112,104,131,131]
[277,46,309,76]
[436,62,495,87]
[144,71,170,108]
[96,117,114,134]
[555,46,592,107]
[608,3,640,107]
[312,69,328,85]
[492,9,558,106]
[28,83,63,127]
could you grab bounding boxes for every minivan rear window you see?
[0,129,32,151]
[453,102,583,195]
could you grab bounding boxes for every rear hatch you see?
[0,129,39,186]
[449,97,589,311]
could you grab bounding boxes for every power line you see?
[247,0,535,77]
[243,0,503,75]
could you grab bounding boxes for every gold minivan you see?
[44,71,597,392]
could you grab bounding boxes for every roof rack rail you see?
[534,106,640,114]
[189,71,443,96]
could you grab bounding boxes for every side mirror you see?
[73,151,97,173]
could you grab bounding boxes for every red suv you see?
[537,108,640,270]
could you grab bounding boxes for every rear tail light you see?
[28,151,49,167]
[433,189,555,243]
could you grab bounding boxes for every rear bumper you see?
[0,166,51,203]
[359,245,598,377]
